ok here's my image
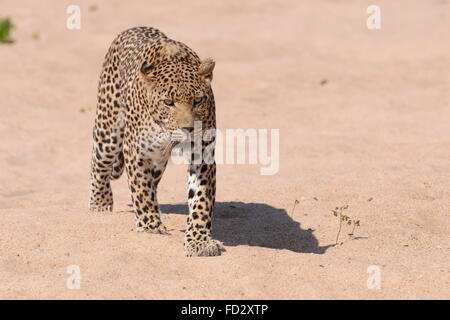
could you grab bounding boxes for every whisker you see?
[162,140,174,159]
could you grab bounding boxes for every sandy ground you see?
[0,0,449,299]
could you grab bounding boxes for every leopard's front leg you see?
[123,142,168,235]
[184,159,224,257]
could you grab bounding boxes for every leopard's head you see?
[140,42,215,142]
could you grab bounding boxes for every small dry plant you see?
[290,199,299,218]
[331,205,360,245]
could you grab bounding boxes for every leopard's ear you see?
[198,58,215,83]
[141,61,154,76]
[141,61,159,84]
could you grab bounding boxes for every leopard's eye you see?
[193,96,204,107]
[163,99,175,107]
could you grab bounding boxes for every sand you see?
[0,0,449,299]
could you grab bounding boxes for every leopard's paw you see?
[89,203,113,212]
[184,238,225,257]
[136,222,169,235]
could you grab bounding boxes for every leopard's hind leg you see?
[88,44,124,212]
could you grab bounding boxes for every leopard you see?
[88,26,224,257]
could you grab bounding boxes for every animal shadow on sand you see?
[160,202,334,254]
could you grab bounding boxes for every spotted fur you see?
[88,27,224,257]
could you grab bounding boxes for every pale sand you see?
[0,0,449,299]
